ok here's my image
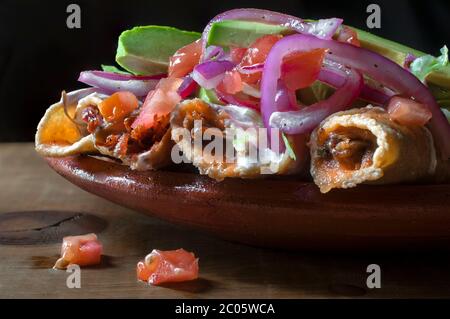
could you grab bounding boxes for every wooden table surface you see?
[1,143,450,298]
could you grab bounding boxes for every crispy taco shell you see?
[35,88,172,170]
[170,98,308,180]
[309,106,439,193]
[35,89,98,157]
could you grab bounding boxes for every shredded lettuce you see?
[282,133,297,161]
[410,46,449,83]
[101,64,131,75]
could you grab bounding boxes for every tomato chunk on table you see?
[137,249,199,285]
[53,233,103,269]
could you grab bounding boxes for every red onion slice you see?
[215,88,260,110]
[238,63,265,74]
[319,61,394,105]
[78,71,165,97]
[85,70,165,81]
[202,8,342,52]
[177,75,199,99]
[192,60,235,89]
[404,53,417,69]
[274,80,299,112]
[270,66,363,134]
[202,45,226,62]
[260,34,450,158]
[250,60,393,105]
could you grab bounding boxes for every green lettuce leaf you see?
[411,46,449,83]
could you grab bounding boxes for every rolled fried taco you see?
[35,8,450,194]
[309,106,437,193]
[36,87,174,170]
[35,88,99,157]
[170,98,308,181]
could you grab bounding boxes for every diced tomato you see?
[241,34,282,66]
[168,39,203,78]
[136,249,199,285]
[98,91,139,122]
[239,34,283,84]
[131,77,183,130]
[387,96,433,126]
[336,26,361,47]
[217,70,243,94]
[280,48,327,91]
[136,260,154,281]
[230,47,247,64]
[53,233,103,269]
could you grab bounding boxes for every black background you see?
[2,299,447,318]
[0,0,449,141]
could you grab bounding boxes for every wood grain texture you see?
[1,143,450,298]
[46,155,450,251]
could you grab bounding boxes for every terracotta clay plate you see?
[46,156,450,251]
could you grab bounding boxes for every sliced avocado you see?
[349,26,450,89]
[208,19,450,95]
[348,27,424,65]
[116,26,201,75]
[198,87,223,104]
[207,20,293,48]
[101,64,130,75]
[429,83,450,108]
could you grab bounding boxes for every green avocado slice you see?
[116,26,201,75]
[207,20,293,48]
[207,19,450,97]
[349,27,450,89]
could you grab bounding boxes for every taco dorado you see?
[36,8,450,193]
